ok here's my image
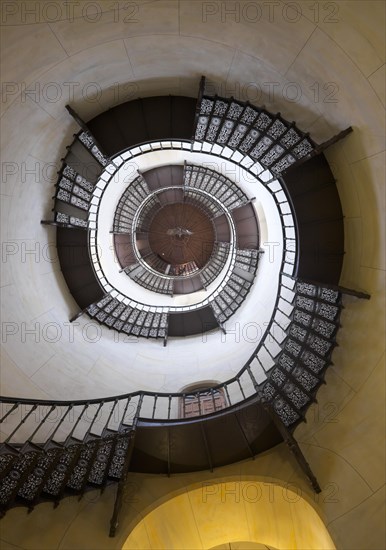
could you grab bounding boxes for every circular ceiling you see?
[44,90,344,395]
[148,203,215,269]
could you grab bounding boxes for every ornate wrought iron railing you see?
[37,104,349,425]
[7,86,360,525]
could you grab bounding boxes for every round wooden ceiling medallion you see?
[148,203,215,268]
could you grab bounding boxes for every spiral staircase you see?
[0,76,370,536]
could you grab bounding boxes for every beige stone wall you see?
[0,1,385,548]
[0,444,334,550]
[0,440,383,549]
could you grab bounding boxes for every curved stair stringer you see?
[1,370,335,536]
[41,88,357,331]
[0,277,344,518]
[27,80,372,536]
[0,396,285,519]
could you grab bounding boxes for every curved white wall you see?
[0,2,384,548]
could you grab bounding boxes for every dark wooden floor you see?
[148,203,215,267]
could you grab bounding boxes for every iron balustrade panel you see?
[113,175,152,234]
[234,248,260,273]
[130,270,174,296]
[211,271,254,324]
[40,103,342,427]
[0,92,349,514]
[86,142,300,348]
[82,140,334,430]
[183,188,223,218]
[113,181,240,307]
[257,281,342,427]
[55,164,95,215]
[77,131,110,167]
[1,274,342,435]
[194,95,316,176]
[137,200,160,232]
[54,212,88,229]
[86,294,168,340]
[184,163,249,210]
[114,234,136,270]
[200,242,229,287]
[65,138,106,183]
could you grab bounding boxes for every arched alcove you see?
[121,479,336,550]
[209,543,277,550]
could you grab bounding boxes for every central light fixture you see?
[147,201,215,272]
[166,227,193,237]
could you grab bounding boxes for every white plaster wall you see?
[1,141,285,398]
[0,2,384,548]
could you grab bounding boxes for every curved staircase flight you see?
[1,77,367,535]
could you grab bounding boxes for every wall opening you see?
[122,480,336,550]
